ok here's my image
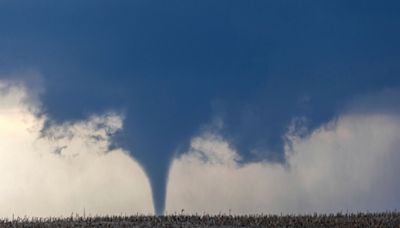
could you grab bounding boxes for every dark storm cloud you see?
[1,0,400,214]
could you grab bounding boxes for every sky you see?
[0,1,400,216]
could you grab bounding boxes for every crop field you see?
[1,212,399,227]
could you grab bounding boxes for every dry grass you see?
[1,212,399,227]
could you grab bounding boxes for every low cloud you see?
[3,78,400,216]
[0,81,153,217]
[166,112,400,214]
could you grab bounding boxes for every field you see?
[1,212,399,227]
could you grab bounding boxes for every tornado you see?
[4,0,399,217]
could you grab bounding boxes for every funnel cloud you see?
[1,1,400,215]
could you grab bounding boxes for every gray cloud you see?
[166,112,400,214]
[3,76,400,216]
[0,80,153,217]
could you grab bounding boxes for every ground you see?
[1,212,399,227]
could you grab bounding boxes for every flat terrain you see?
[1,212,399,227]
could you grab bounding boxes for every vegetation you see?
[1,212,399,227]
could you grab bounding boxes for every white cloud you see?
[166,113,400,214]
[3,77,400,216]
[0,81,153,217]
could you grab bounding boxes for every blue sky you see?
[1,1,400,214]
